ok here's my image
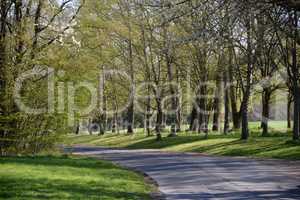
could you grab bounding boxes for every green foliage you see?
[0,113,67,154]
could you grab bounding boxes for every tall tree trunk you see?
[241,98,250,140]
[197,95,205,133]
[224,73,230,134]
[165,42,179,136]
[112,113,118,134]
[176,68,182,132]
[291,10,300,140]
[197,85,208,134]
[32,0,43,58]
[228,50,241,129]
[204,111,210,139]
[261,88,271,136]
[88,119,93,135]
[0,0,7,71]
[146,95,151,137]
[127,36,134,134]
[230,86,241,129]
[167,64,178,136]
[99,65,107,135]
[126,5,135,134]
[212,78,221,131]
[75,122,80,135]
[241,12,253,140]
[292,86,300,140]
[145,115,151,137]
[155,98,163,141]
[189,106,198,131]
[176,102,182,132]
[140,19,152,137]
[287,92,292,129]
[0,0,8,156]
[99,96,107,135]
[15,0,24,66]
[213,52,224,132]
[127,100,134,134]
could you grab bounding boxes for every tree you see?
[0,0,83,155]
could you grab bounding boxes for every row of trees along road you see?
[77,0,300,141]
[0,0,300,155]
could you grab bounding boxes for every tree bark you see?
[75,123,80,135]
[127,100,134,134]
[189,106,198,131]
[291,10,300,140]
[292,86,300,140]
[112,113,117,134]
[88,119,93,135]
[99,96,107,135]
[197,84,208,134]
[0,0,7,107]
[228,50,241,129]
[212,78,221,131]
[176,68,182,132]
[31,0,43,58]
[146,95,151,137]
[241,11,253,140]
[155,98,163,141]
[287,93,292,129]
[165,45,179,136]
[261,88,271,136]
[14,0,24,66]
[241,99,250,140]
[126,4,135,134]
[140,19,152,137]
[126,36,135,134]
[224,73,230,134]
[0,0,8,156]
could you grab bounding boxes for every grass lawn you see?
[0,156,153,200]
[66,121,300,160]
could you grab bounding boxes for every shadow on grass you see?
[189,138,300,159]
[127,135,205,149]
[189,140,242,152]
[125,133,300,160]
[126,132,243,150]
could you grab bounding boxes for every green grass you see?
[0,156,153,200]
[66,121,300,160]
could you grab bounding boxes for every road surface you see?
[69,146,300,200]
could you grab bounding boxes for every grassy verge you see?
[66,121,300,160]
[0,156,153,200]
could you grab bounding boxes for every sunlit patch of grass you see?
[0,156,153,200]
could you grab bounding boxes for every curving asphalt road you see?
[69,146,300,200]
